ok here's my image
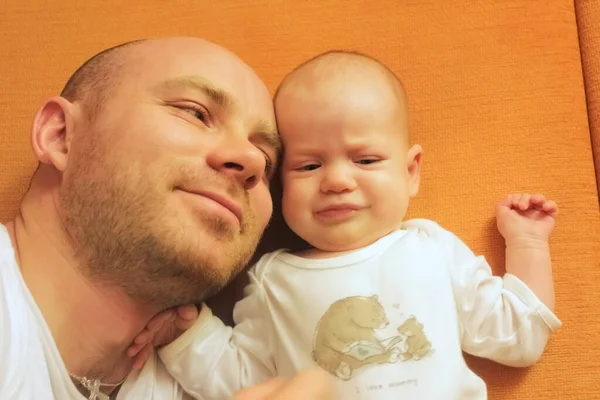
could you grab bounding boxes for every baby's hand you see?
[127,304,198,370]
[496,193,558,244]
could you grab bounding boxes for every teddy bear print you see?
[397,316,432,360]
[312,295,403,380]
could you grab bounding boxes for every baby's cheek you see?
[281,188,305,228]
[282,180,308,205]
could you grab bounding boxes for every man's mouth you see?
[177,188,243,226]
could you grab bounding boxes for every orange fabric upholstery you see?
[576,0,600,196]
[1,1,599,399]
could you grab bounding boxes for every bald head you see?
[60,37,272,124]
[60,40,143,119]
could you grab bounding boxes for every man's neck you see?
[7,196,161,383]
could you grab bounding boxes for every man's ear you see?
[31,96,78,172]
[406,144,423,198]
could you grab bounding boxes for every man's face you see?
[61,39,279,305]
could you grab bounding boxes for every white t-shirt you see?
[160,219,561,400]
[0,224,191,399]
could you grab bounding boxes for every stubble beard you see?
[59,149,260,308]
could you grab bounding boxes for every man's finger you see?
[267,369,333,400]
[232,377,287,400]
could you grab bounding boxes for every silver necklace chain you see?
[70,373,126,400]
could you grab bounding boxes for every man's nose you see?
[206,138,266,191]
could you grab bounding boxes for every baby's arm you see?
[447,193,560,367]
[156,269,277,399]
[496,193,558,311]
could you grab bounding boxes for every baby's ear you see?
[406,145,423,197]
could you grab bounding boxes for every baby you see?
[131,51,561,400]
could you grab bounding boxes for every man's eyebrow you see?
[253,120,281,156]
[156,76,281,155]
[154,76,236,113]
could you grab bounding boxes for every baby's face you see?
[275,76,422,252]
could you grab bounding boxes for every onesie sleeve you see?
[443,230,561,367]
[158,260,277,399]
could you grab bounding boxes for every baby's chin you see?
[298,223,406,257]
[300,235,380,258]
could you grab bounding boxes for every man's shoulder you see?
[0,223,14,255]
[0,225,49,397]
[0,223,22,296]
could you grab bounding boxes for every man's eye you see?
[181,106,209,123]
[259,149,278,181]
[264,158,274,176]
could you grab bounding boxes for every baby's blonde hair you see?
[275,50,410,144]
[276,50,406,104]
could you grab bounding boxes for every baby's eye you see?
[356,159,379,165]
[298,163,320,171]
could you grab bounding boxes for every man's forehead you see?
[127,40,266,99]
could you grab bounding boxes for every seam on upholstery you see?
[574,0,600,200]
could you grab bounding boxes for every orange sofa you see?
[1,1,598,399]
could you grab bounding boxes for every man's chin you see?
[167,221,257,292]
[183,236,249,276]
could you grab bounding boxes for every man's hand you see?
[233,369,333,400]
[496,193,558,244]
[127,305,198,370]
